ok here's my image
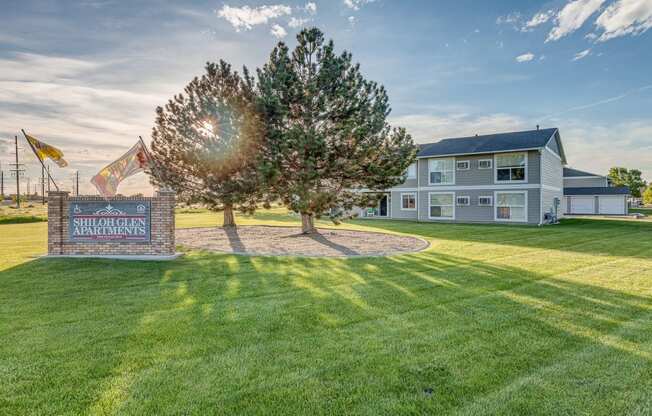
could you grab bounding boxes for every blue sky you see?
[0,0,651,195]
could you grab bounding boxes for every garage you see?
[598,196,626,215]
[569,196,595,214]
[564,187,630,216]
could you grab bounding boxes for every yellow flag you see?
[25,133,68,167]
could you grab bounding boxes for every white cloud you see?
[0,53,102,82]
[390,113,527,143]
[547,0,606,42]
[304,2,317,15]
[541,84,652,119]
[270,24,287,38]
[515,52,535,62]
[348,16,356,26]
[572,48,592,60]
[344,0,375,11]
[594,0,652,41]
[561,120,652,180]
[217,4,292,31]
[524,10,555,30]
[288,17,310,28]
[496,12,522,26]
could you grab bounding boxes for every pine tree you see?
[256,28,416,233]
[149,60,265,227]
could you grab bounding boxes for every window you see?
[429,192,455,219]
[478,159,492,169]
[478,196,493,206]
[429,158,455,185]
[456,160,470,170]
[495,192,527,222]
[495,153,527,182]
[456,196,470,206]
[405,163,417,179]
[401,193,416,210]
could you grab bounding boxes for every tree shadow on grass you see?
[343,217,652,260]
[1,248,650,415]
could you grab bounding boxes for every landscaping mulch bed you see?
[176,225,429,257]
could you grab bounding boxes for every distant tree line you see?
[607,167,646,198]
[149,28,416,233]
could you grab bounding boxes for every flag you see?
[25,133,68,167]
[91,140,150,197]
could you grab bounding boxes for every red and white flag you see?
[91,140,150,197]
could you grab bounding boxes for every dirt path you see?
[176,226,429,257]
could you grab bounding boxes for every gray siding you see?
[454,155,496,186]
[564,177,608,188]
[392,177,418,189]
[417,151,540,186]
[390,191,418,220]
[417,189,540,224]
[540,148,564,220]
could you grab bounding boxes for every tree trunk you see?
[301,213,316,234]
[223,203,236,228]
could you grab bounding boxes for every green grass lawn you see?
[1,211,651,415]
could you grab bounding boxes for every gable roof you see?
[417,128,561,159]
[564,187,630,196]
[563,167,603,178]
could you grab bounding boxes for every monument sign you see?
[68,201,151,242]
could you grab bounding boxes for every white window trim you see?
[456,160,470,171]
[494,190,528,223]
[478,196,493,206]
[428,158,456,186]
[494,152,528,184]
[456,195,470,206]
[405,163,417,179]
[400,192,417,211]
[478,159,493,170]
[428,191,455,220]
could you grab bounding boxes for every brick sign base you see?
[47,190,177,259]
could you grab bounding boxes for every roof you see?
[564,167,603,178]
[564,187,630,196]
[417,128,559,158]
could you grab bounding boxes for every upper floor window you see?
[405,163,417,179]
[429,158,455,185]
[478,159,492,169]
[495,153,527,183]
[456,160,470,170]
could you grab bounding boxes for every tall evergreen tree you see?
[149,60,264,227]
[257,28,416,233]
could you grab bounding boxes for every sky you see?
[0,0,651,196]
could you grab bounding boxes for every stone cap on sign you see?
[69,195,157,201]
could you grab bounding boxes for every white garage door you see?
[599,196,625,215]
[570,196,595,214]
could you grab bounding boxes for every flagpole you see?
[21,129,59,191]
[138,136,154,161]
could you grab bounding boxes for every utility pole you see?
[41,165,45,204]
[1,169,4,199]
[14,136,20,208]
[76,170,79,196]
